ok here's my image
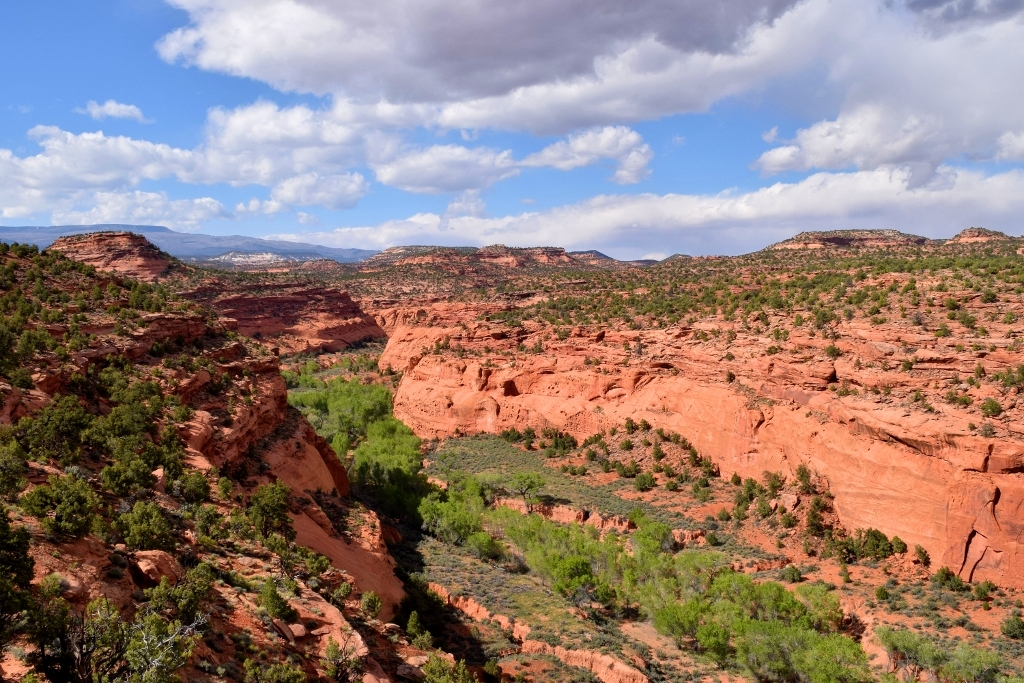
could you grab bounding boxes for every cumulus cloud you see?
[51,191,228,230]
[269,172,369,209]
[996,131,1024,161]
[374,126,652,193]
[158,0,797,102]
[77,100,151,122]
[374,146,519,194]
[755,2,1024,176]
[268,166,1024,257]
[522,126,652,183]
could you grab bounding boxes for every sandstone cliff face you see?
[186,283,386,355]
[379,304,1024,588]
[50,231,174,281]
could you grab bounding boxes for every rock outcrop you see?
[378,300,1024,588]
[186,283,386,355]
[50,231,175,281]
[769,229,932,251]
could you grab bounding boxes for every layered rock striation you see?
[50,231,176,281]
[379,300,1024,588]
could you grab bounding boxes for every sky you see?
[2,0,1024,259]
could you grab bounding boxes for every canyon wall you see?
[378,306,1024,588]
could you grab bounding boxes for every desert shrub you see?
[176,470,210,504]
[20,474,99,538]
[781,565,802,583]
[116,501,175,551]
[100,454,156,496]
[18,395,92,464]
[360,591,383,618]
[146,562,215,622]
[980,398,1003,417]
[422,655,476,683]
[260,580,298,621]
[466,531,503,560]
[1001,615,1024,640]
[634,472,656,492]
[28,593,200,683]
[193,504,227,542]
[0,437,28,500]
[243,660,306,683]
[248,481,295,541]
[332,582,353,604]
[915,544,930,567]
[933,566,967,592]
[0,508,34,654]
[619,438,634,451]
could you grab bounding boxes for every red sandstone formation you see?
[770,229,932,250]
[187,283,386,355]
[377,296,1024,588]
[50,231,175,281]
[948,227,1010,244]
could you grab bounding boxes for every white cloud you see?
[373,146,519,194]
[51,191,228,230]
[78,100,151,122]
[158,0,798,103]
[522,126,652,183]
[444,190,486,218]
[267,165,1024,257]
[374,126,652,193]
[755,3,1024,176]
[996,131,1024,161]
[269,172,369,209]
[296,211,319,225]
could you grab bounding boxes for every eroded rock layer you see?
[379,300,1024,588]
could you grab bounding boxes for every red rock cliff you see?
[50,231,174,282]
[379,302,1024,588]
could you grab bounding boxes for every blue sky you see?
[2,0,1024,259]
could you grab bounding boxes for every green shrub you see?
[980,398,1003,417]
[248,481,294,541]
[466,531,502,560]
[19,395,93,464]
[116,501,174,551]
[331,582,352,604]
[634,472,656,492]
[915,544,930,567]
[933,566,967,592]
[1001,615,1024,640]
[0,508,34,654]
[422,655,476,683]
[360,591,383,618]
[0,438,28,500]
[619,438,634,451]
[20,474,99,538]
[260,580,297,621]
[781,565,802,583]
[243,660,306,683]
[176,470,210,504]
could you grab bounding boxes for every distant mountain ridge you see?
[0,224,378,262]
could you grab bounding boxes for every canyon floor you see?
[2,228,1024,683]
